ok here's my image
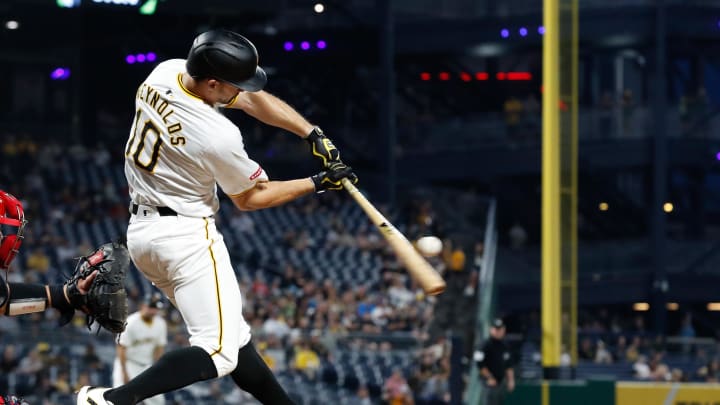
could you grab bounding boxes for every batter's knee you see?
[196,344,239,377]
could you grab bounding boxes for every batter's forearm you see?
[230,91,314,137]
[231,179,315,211]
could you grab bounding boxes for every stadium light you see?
[139,0,159,15]
[663,202,674,213]
[708,302,720,311]
[50,67,71,80]
[57,0,80,8]
[598,202,609,211]
[633,302,649,311]
[5,20,19,30]
[314,3,325,13]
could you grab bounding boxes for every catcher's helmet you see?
[0,190,26,269]
[186,29,267,92]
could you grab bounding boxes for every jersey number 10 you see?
[126,109,163,172]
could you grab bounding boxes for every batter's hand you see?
[305,126,341,167]
[311,162,358,193]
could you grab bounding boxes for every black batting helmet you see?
[186,29,267,92]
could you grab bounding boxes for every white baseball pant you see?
[126,207,252,377]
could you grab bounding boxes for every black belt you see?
[130,203,177,216]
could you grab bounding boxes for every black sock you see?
[230,341,296,404]
[105,346,218,405]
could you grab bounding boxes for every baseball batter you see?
[112,294,167,405]
[77,29,356,405]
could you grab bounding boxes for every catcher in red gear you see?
[0,190,128,333]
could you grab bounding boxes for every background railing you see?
[464,198,498,405]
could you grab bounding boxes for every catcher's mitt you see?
[63,240,129,334]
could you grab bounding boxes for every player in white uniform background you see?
[112,293,167,405]
[77,29,357,405]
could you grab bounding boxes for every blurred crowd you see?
[513,307,720,385]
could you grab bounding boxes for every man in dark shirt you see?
[474,318,515,405]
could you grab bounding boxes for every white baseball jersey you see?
[116,312,168,367]
[113,312,168,405]
[124,59,268,217]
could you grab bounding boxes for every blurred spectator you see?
[354,384,373,405]
[55,239,78,264]
[508,222,527,250]
[614,335,628,363]
[25,247,50,276]
[503,96,524,140]
[291,339,321,380]
[16,348,44,376]
[262,309,291,340]
[0,345,19,374]
[679,312,696,338]
[560,344,572,367]
[52,370,72,395]
[579,337,595,361]
[670,368,684,382]
[594,340,613,364]
[472,242,484,272]
[633,354,651,379]
[383,368,413,405]
[625,336,642,363]
[442,240,466,273]
[696,357,720,382]
[251,273,270,298]
[74,371,92,393]
[82,343,102,371]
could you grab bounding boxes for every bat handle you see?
[341,177,359,193]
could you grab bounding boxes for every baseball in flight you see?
[416,236,443,257]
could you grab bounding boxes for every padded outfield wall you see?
[499,381,720,405]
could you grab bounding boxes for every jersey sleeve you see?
[204,128,269,196]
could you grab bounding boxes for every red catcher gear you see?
[0,190,26,269]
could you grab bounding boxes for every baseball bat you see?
[341,178,446,296]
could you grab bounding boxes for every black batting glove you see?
[311,162,358,193]
[305,126,341,168]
